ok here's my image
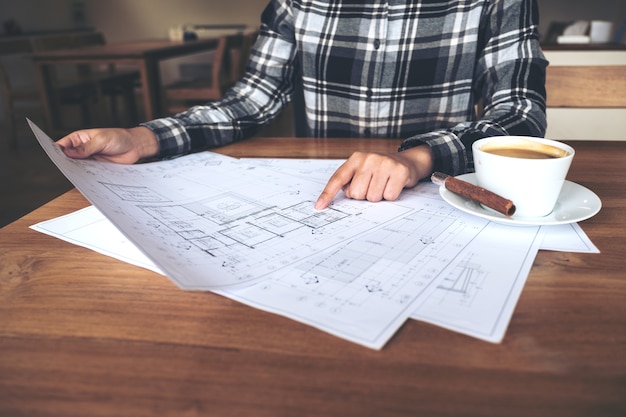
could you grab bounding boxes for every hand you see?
[314,145,433,210]
[56,127,159,164]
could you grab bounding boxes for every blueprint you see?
[29,121,412,290]
[409,221,541,342]
[233,158,598,342]
[29,121,597,349]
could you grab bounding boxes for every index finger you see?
[314,161,357,210]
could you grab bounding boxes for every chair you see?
[70,32,140,126]
[33,32,140,134]
[163,30,295,137]
[0,37,43,149]
[163,33,245,114]
[32,33,102,134]
[237,30,259,79]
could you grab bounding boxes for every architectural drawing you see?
[29,125,414,290]
[230,203,488,335]
[31,120,555,349]
[434,254,486,308]
[101,182,171,203]
[135,191,351,254]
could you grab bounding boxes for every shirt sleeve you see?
[399,0,548,176]
[141,0,297,159]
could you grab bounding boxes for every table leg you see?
[34,63,62,136]
[138,58,163,121]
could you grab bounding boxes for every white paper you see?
[241,158,344,185]
[31,205,165,275]
[410,224,542,342]
[29,120,413,290]
[31,195,597,347]
[539,223,599,253]
[29,121,598,349]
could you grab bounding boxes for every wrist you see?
[130,126,159,160]
[399,144,433,184]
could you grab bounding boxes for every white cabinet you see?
[543,49,626,141]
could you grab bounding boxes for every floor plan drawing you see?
[29,121,413,290]
[435,254,486,307]
[411,221,543,342]
[101,182,172,203]
[137,193,351,257]
[30,198,595,349]
[222,201,495,347]
[31,121,597,349]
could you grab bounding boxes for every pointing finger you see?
[314,160,358,210]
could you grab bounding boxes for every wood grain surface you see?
[1,138,625,417]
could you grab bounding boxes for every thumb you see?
[57,131,99,159]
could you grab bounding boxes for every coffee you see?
[480,142,570,160]
[473,136,575,217]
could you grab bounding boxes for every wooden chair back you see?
[0,38,34,95]
[0,37,34,55]
[165,33,245,114]
[0,37,40,148]
[236,30,259,79]
[33,31,140,132]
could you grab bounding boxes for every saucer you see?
[439,173,602,226]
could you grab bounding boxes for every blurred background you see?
[1,0,624,227]
[2,0,623,45]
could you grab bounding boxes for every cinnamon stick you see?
[431,172,516,217]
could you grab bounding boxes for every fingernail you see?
[78,132,90,144]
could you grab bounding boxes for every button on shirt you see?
[143,0,547,176]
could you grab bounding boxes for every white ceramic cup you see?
[589,20,614,44]
[472,136,575,218]
[168,26,184,41]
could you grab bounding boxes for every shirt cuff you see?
[140,117,192,159]
[399,131,470,176]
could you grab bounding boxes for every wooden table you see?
[1,138,625,417]
[31,38,219,133]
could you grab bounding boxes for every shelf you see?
[541,42,626,51]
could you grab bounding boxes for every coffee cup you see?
[472,136,575,218]
[589,20,614,44]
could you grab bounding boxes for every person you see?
[56,0,547,210]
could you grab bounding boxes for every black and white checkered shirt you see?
[143,0,547,176]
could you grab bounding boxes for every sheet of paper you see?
[31,205,165,275]
[241,158,344,185]
[33,182,518,348]
[225,173,598,344]
[410,223,542,342]
[31,194,597,346]
[540,223,600,253]
[30,122,597,348]
[29,120,413,291]
[409,221,599,342]
[29,121,458,348]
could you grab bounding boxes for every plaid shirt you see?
[143,0,547,176]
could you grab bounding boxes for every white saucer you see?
[439,173,602,226]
